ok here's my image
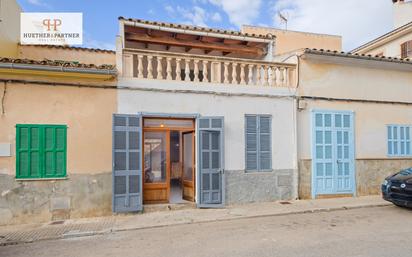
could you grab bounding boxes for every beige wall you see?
[18,45,116,66]
[0,72,117,177]
[0,0,21,58]
[297,57,412,198]
[242,25,342,55]
[298,58,412,159]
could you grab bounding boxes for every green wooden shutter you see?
[44,125,67,178]
[16,125,67,179]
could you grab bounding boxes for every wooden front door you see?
[143,130,169,204]
[182,131,195,201]
[142,117,195,204]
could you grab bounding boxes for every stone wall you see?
[225,169,295,205]
[356,159,412,196]
[0,172,112,226]
[298,160,312,199]
[298,159,412,199]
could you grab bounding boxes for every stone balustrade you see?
[122,50,296,87]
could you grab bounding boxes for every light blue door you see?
[312,111,355,198]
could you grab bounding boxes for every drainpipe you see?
[280,51,303,200]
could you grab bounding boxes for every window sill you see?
[245,170,274,174]
[15,176,68,182]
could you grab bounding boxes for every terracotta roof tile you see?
[0,57,116,70]
[19,44,115,53]
[119,17,274,40]
[304,48,412,65]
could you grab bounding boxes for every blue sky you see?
[18,0,394,51]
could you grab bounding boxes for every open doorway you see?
[169,131,195,203]
[143,118,195,204]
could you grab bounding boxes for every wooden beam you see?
[125,33,266,56]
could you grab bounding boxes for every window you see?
[245,115,272,172]
[387,125,411,156]
[16,124,67,179]
[401,41,412,58]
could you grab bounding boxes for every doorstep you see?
[143,202,197,213]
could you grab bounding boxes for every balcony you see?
[122,49,296,88]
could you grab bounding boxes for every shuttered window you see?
[387,125,411,157]
[401,41,412,59]
[16,124,67,179]
[245,115,272,172]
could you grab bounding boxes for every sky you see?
[17,0,395,51]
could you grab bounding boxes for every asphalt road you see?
[1,205,411,257]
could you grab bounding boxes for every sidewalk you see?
[0,196,390,246]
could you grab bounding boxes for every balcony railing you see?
[122,49,296,87]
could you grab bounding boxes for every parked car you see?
[382,168,412,207]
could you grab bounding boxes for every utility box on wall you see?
[0,143,11,157]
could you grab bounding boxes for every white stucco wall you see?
[117,79,297,171]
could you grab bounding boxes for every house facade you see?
[296,49,412,199]
[113,18,299,211]
[0,44,117,224]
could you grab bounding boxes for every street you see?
[1,205,411,257]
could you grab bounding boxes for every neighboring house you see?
[352,0,412,58]
[295,49,412,199]
[0,45,117,224]
[242,25,342,56]
[244,0,412,200]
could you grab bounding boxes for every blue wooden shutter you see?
[245,115,272,172]
[259,116,272,170]
[245,115,258,171]
[198,116,224,207]
[112,114,142,213]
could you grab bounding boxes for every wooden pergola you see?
[121,19,272,58]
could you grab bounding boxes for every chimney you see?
[393,0,412,28]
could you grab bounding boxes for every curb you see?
[0,202,392,247]
[112,202,391,233]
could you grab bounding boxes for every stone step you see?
[143,202,196,213]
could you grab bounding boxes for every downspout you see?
[280,52,303,200]
[1,81,6,115]
[0,63,117,76]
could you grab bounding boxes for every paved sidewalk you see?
[0,195,390,246]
